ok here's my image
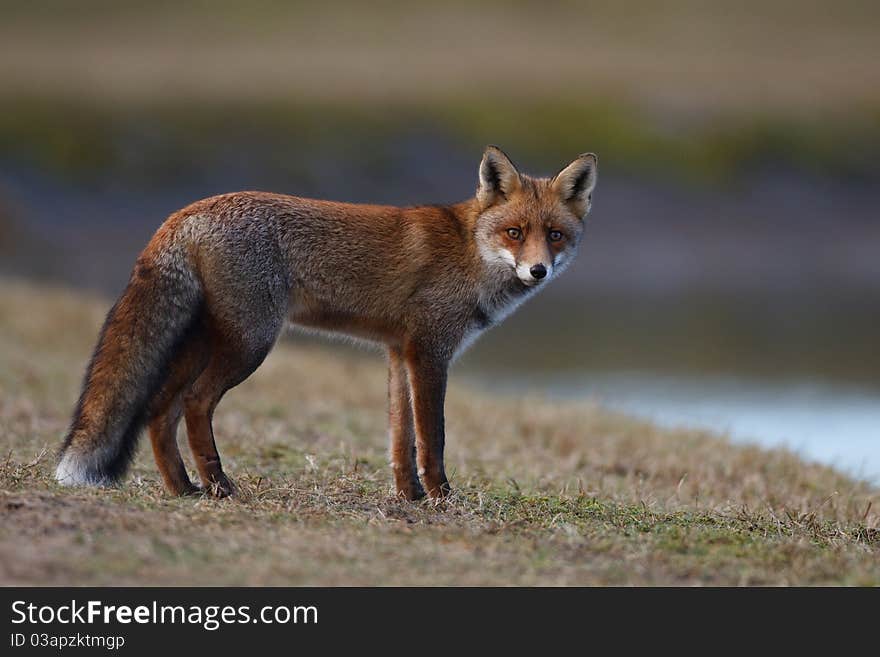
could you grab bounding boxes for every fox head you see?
[474,146,597,289]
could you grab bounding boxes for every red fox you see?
[55,146,597,500]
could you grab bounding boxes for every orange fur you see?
[56,147,597,500]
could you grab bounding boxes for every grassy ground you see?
[0,278,877,585]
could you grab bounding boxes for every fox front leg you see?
[404,344,450,499]
[387,346,426,501]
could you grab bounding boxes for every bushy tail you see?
[56,252,202,486]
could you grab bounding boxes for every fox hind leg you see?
[183,359,244,498]
[147,328,211,495]
[183,327,279,497]
[148,397,197,495]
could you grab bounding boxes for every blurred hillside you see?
[1,1,878,113]
[0,0,878,384]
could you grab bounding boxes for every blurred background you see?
[0,1,878,478]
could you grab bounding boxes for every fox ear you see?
[552,153,598,218]
[477,146,522,210]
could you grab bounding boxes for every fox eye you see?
[506,228,522,240]
[548,230,564,242]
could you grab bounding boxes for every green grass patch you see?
[2,97,878,188]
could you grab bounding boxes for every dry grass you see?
[0,278,877,585]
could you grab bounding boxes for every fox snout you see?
[516,260,552,286]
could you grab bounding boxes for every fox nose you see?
[530,264,547,280]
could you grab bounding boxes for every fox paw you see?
[194,475,236,498]
[426,480,451,500]
[396,481,427,502]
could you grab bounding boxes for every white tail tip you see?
[55,451,91,486]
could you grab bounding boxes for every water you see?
[475,372,880,484]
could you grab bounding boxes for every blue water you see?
[477,372,880,484]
